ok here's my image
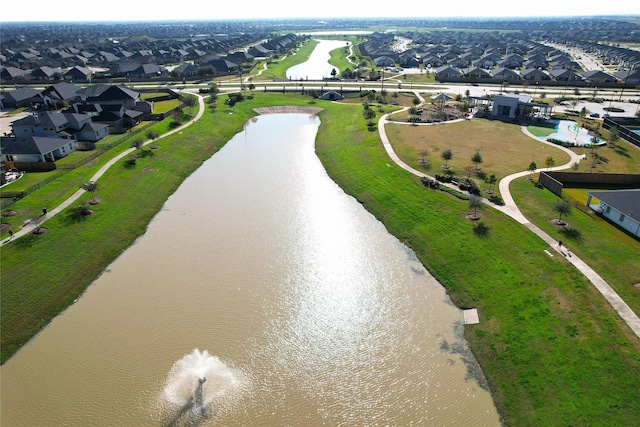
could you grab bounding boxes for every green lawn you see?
[386,118,571,193]
[252,39,319,81]
[314,101,640,426]
[2,92,639,426]
[510,177,640,317]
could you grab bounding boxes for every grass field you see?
[251,39,319,81]
[385,118,571,191]
[2,91,639,425]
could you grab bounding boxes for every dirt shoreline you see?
[254,106,323,115]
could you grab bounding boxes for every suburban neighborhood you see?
[1,14,639,427]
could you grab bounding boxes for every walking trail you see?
[2,91,205,245]
[377,93,640,338]
[4,89,638,338]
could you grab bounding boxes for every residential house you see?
[1,66,31,81]
[614,69,640,84]
[521,68,551,81]
[373,56,396,67]
[0,87,42,108]
[63,65,93,81]
[462,67,492,79]
[41,82,81,109]
[11,111,101,140]
[550,69,584,82]
[93,104,143,133]
[30,66,64,81]
[1,136,77,163]
[78,84,140,109]
[587,189,640,237]
[172,63,199,77]
[492,67,522,82]
[435,66,462,80]
[581,70,616,83]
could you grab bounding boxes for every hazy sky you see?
[2,1,639,22]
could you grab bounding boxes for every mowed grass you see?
[510,177,640,317]
[314,103,640,425]
[252,39,319,81]
[385,118,571,192]
[2,92,639,425]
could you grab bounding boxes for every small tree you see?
[31,214,47,235]
[471,151,483,171]
[552,199,572,225]
[146,130,158,141]
[418,148,429,165]
[608,126,619,148]
[363,107,376,126]
[468,195,483,220]
[441,148,453,169]
[528,161,537,180]
[181,94,197,112]
[545,156,555,170]
[485,174,497,194]
[130,139,143,150]
[82,180,99,204]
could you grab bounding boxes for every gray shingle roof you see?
[588,189,640,219]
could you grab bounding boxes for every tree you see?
[485,174,497,194]
[552,199,572,225]
[146,130,158,141]
[81,180,99,204]
[441,148,453,168]
[528,161,537,180]
[579,107,589,119]
[330,68,337,78]
[608,126,619,148]
[418,148,429,165]
[363,107,376,126]
[181,94,197,113]
[471,151,483,171]
[31,213,47,235]
[468,195,483,220]
[545,156,555,170]
[131,139,143,150]
[412,96,420,106]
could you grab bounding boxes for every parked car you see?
[590,112,600,118]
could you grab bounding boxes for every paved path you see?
[377,98,640,339]
[2,91,205,246]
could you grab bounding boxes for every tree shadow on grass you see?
[473,222,490,238]
[560,226,583,242]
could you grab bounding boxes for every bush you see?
[459,178,481,195]
[420,176,439,189]
[488,195,504,205]
[547,138,576,148]
[438,185,469,200]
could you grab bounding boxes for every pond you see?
[1,113,500,426]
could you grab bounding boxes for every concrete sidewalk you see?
[2,91,205,246]
[376,107,640,339]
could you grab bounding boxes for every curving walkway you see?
[377,102,640,338]
[2,92,205,247]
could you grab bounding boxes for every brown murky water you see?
[1,113,500,426]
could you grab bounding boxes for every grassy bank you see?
[313,100,640,425]
[2,92,639,425]
[252,39,319,80]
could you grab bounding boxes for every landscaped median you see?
[1,92,639,425]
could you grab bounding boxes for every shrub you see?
[488,195,504,205]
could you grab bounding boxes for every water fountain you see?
[162,349,240,423]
